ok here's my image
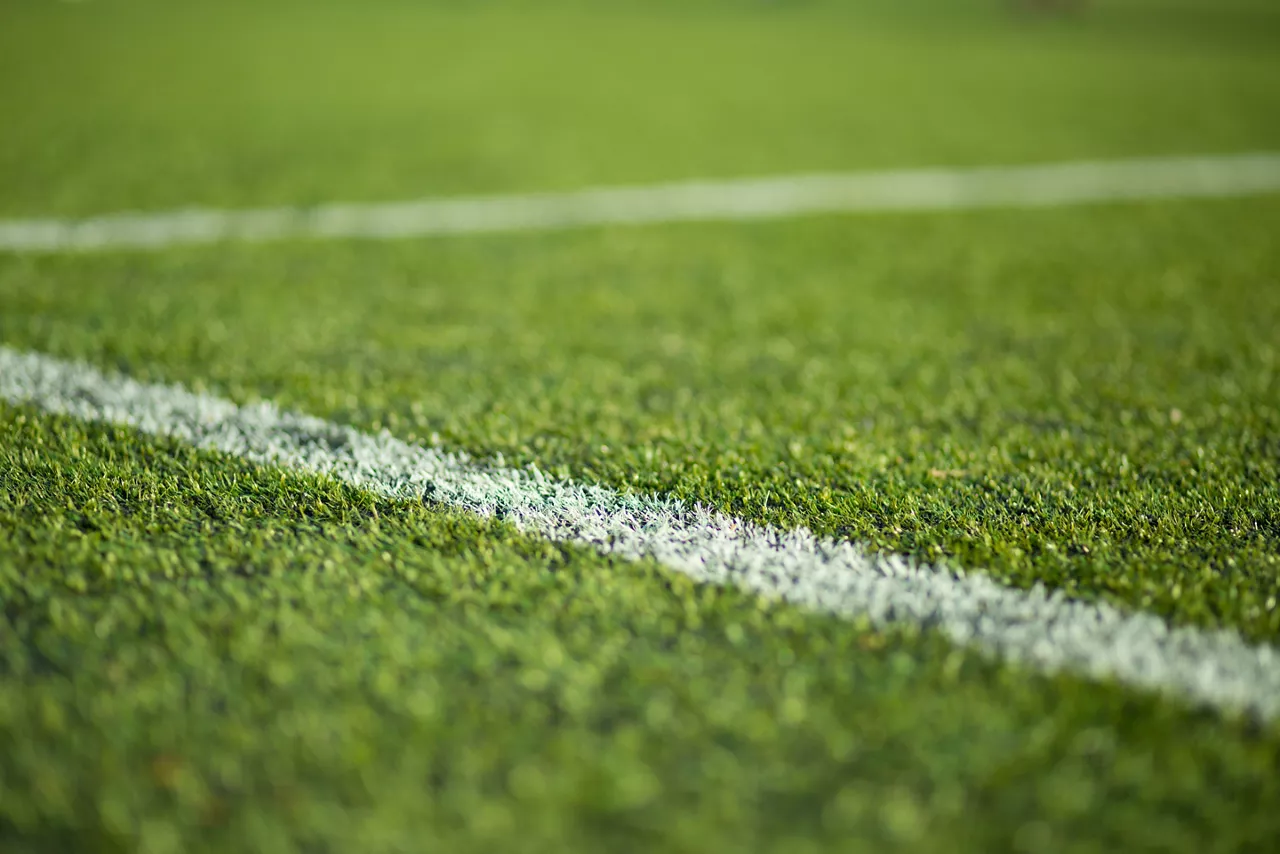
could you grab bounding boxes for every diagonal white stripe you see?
[2,345,1278,718]
[2,153,1280,252]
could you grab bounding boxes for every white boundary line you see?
[3,153,1280,252]
[3,345,1278,719]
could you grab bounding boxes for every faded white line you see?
[2,345,1278,719]
[3,153,1280,252]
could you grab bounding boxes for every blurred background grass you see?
[2,0,1279,215]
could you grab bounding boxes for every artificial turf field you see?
[3,0,1280,851]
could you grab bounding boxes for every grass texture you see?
[2,0,1280,851]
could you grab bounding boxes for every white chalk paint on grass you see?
[2,345,1278,719]
[2,153,1280,252]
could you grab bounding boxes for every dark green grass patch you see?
[3,408,1279,853]
[3,200,1278,639]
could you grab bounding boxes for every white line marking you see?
[2,345,1279,718]
[3,153,1280,252]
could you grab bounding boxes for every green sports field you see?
[3,1,1280,851]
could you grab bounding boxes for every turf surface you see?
[3,0,1280,851]
[4,0,1280,216]
[4,412,1279,854]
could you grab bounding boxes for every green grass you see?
[3,0,1280,215]
[4,412,1279,854]
[5,201,1277,639]
[3,0,1280,851]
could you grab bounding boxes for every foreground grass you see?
[3,409,1279,853]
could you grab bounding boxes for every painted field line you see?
[3,153,1280,252]
[3,345,1279,719]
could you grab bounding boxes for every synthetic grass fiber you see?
[3,0,1280,852]
[6,345,1280,721]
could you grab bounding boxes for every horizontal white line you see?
[2,346,1278,718]
[3,153,1280,252]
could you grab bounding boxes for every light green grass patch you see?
[2,0,1280,216]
